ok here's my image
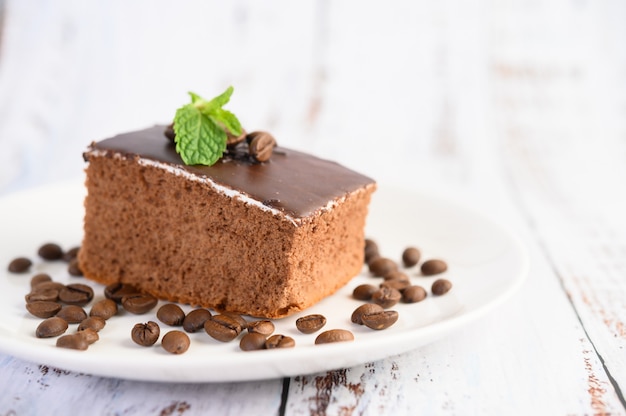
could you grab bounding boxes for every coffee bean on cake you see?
[8,257,32,273]
[131,321,160,346]
[247,131,276,162]
[421,259,448,276]
[38,243,64,261]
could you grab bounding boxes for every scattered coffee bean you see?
[30,273,53,289]
[121,293,158,314]
[36,317,69,338]
[104,282,140,303]
[247,320,275,336]
[26,301,62,319]
[62,246,80,262]
[351,303,385,325]
[56,305,88,324]
[67,258,83,276]
[89,299,118,320]
[368,257,397,277]
[131,321,161,346]
[402,285,427,303]
[8,257,31,273]
[380,279,410,292]
[31,281,65,292]
[402,247,421,268]
[315,329,354,344]
[25,288,59,303]
[161,330,190,354]
[361,310,399,330]
[265,334,295,349]
[157,303,186,326]
[432,278,453,295]
[239,332,267,351]
[77,328,99,345]
[247,131,276,162]
[295,314,327,334]
[383,270,410,282]
[364,239,380,264]
[421,259,448,276]
[78,316,106,332]
[371,287,402,308]
[164,123,176,142]
[56,334,88,350]
[204,314,243,342]
[59,283,94,306]
[182,308,212,333]
[352,284,377,301]
[222,312,248,331]
[38,243,64,261]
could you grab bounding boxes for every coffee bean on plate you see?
[26,301,62,319]
[121,293,158,314]
[247,320,275,336]
[78,328,99,345]
[432,278,453,295]
[67,258,83,276]
[352,284,377,301]
[222,312,248,331]
[30,273,53,289]
[265,334,295,349]
[204,314,243,342]
[182,308,212,333]
[25,288,59,303]
[383,270,410,282]
[315,329,354,344]
[295,314,327,334]
[56,305,88,324]
[157,303,185,326]
[78,316,106,332]
[351,303,384,325]
[59,283,94,306]
[38,243,64,261]
[240,332,267,351]
[104,282,140,303]
[62,246,80,262]
[371,287,402,308]
[402,247,421,267]
[36,317,69,338]
[421,259,448,276]
[361,310,399,330]
[368,257,397,277]
[8,257,31,273]
[402,285,427,303]
[56,334,89,350]
[161,330,190,354]
[364,238,380,264]
[380,279,410,292]
[131,321,160,346]
[90,299,118,320]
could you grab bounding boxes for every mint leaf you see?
[173,86,241,166]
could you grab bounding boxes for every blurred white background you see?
[0,0,624,199]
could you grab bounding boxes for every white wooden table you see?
[0,1,625,414]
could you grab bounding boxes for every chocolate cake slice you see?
[79,125,376,318]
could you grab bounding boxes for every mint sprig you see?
[173,86,242,166]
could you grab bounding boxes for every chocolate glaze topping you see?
[87,125,375,218]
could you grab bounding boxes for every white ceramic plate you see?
[0,182,528,382]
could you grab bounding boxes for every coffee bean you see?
[383,270,410,282]
[89,299,118,320]
[161,330,190,354]
[226,128,247,147]
[247,320,275,336]
[62,246,80,262]
[67,258,83,276]
[204,314,243,342]
[157,304,185,326]
[421,259,448,276]
[368,257,397,277]
[56,305,88,324]
[59,283,94,306]
[121,293,158,314]
[31,281,65,292]
[315,329,354,344]
[371,287,402,308]
[222,312,248,331]
[265,334,295,349]
[380,279,410,292]
[78,316,106,332]
[77,328,99,345]
[164,123,176,142]
[402,247,421,268]
[351,303,384,325]
[432,279,453,295]
[182,308,212,333]
[247,131,276,162]
[361,310,399,330]
[25,288,59,303]
[364,239,380,264]
[26,301,62,319]
[104,282,140,303]
[36,317,69,338]
[295,314,327,334]
[38,243,64,261]
[8,257,31,273]
[131,321,160,346]
[239,332,267,351]
[402,285,427,303]
[30,273,52,289]
[352,284,377,301]
[56,334,88,350]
